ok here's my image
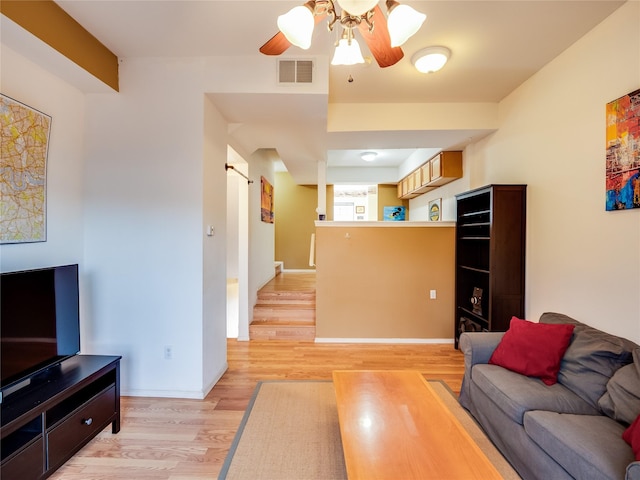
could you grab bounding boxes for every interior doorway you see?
[226,146,249,340]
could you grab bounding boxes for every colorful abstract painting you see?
[606,89,640,211]
[260,176,274,223]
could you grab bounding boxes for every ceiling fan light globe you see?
[331,38,366,65]
[387,4,426,47]
[336,0,379,15]
[277,5,315,49]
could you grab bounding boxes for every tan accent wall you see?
[377,184,409,220]
[1,0,119,91]
[315,223,455,339]
[326,184,335,221]
[274,172,318,270]
[274,175,408,270]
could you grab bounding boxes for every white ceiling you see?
[10,0,626,183]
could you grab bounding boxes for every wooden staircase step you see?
[251,271,317,342]
[253,305,315,321]
[256,296,315,306]
[257,290,315,302]
[251,318,315,326]
[249,321,316,341]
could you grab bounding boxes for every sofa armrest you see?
[458,331,505,410]
[627,461,640,480]
[459,331,505,366]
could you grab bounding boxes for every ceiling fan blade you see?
[260,31,291,56]
[357,5,404,68]
[260,12,328,56]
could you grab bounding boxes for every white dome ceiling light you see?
[361,151,378,162]
[412,46,451,73]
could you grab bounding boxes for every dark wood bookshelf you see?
[454,185,526,348]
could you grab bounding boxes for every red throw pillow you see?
[488,317,575,385]
[623,414,640,460]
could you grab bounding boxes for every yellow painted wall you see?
[378,184,409,220]
[275,173,410,269]
[315,224,455,339]
[274,172,318,270]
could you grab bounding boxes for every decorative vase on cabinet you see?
[454,184,526,348]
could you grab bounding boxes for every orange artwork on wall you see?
[261,176,274,223]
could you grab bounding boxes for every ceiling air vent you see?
[278,60,313,84]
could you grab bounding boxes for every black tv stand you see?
[1,355,121,479]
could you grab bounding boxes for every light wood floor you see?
[50,340,464,479]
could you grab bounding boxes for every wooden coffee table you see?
[332,370,503,479]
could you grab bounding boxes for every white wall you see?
[2,36,276,396]
[227,173,240,282]
[416,2,640,341]
[1,39,265,396]
[83,57,225,398]
[0,46,85,271]
[202,95,230,392]
[248,149,277,325]
[0,45,91,343]
[410,175,469,222]
[226,147,250,340]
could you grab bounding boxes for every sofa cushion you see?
[599,348,640,425]
[488,317,575,385]
[541,312,637,408]
[525,410,634,480]
[624,414,640,460]
[471,363,598,425]
[628,462,640,480]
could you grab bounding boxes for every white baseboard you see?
[202,361,229,398]
[314,338,455,344]
[123,361,228,399]
[122,388,206,399]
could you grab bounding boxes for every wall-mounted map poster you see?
[606,89,640,211]
[1,94,51,243]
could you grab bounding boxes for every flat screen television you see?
[1,264,81,396]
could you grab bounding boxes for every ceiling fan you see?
[259,0,426,68]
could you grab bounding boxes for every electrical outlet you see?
[164,345,173,360]
[430,290,437,300]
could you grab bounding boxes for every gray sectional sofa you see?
[459,312,640,480]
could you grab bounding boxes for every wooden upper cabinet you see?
[421,163,431,185]
[397,151,463,199]
[431,155,442,179]
[430,152,462,186]
[412,169,421,189]
[400,177,419,199]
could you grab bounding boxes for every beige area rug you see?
[218,380,520,480]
